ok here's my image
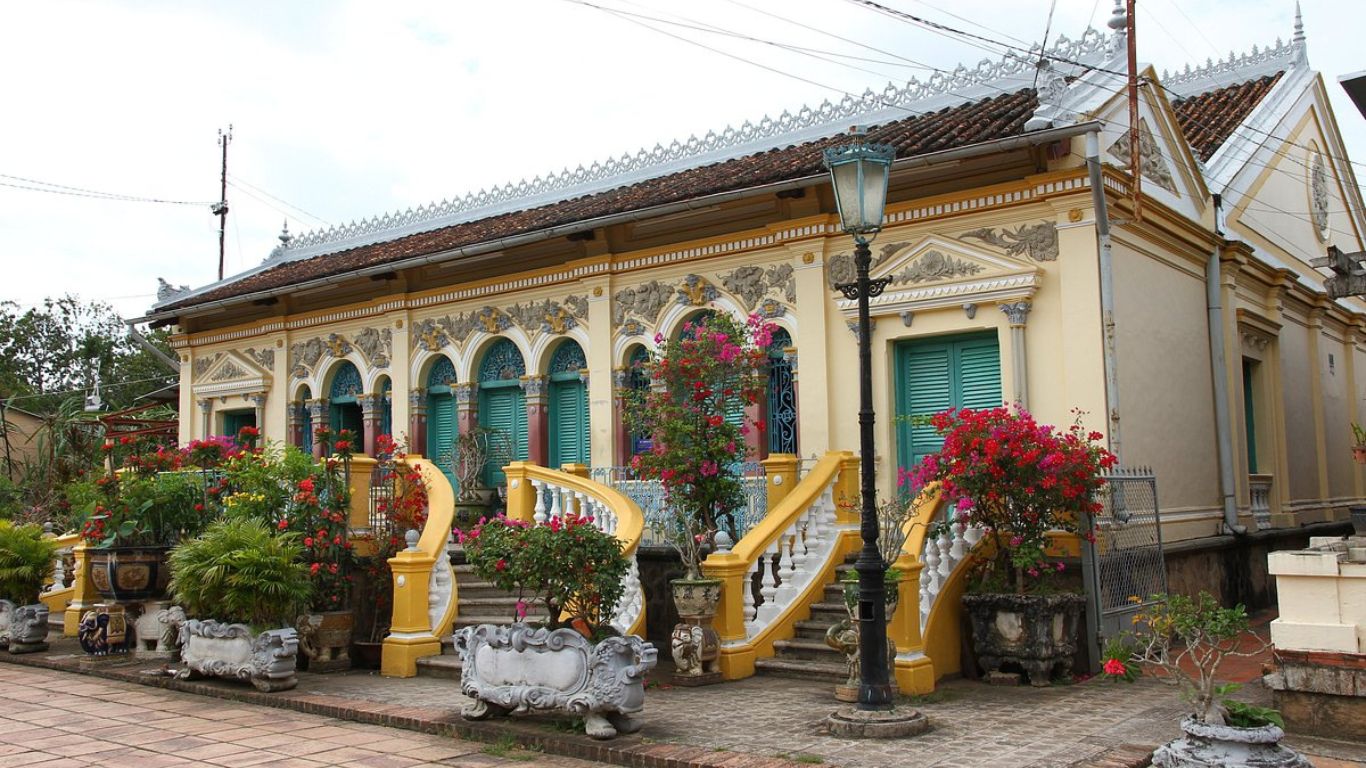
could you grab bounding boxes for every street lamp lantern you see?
[823,137,895,241]
[825,131,897,714]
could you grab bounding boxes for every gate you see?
[1082,466,1167,666]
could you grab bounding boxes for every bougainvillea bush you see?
[460,512,627,636]
[908,406,1116,593]
[624,312,772,576]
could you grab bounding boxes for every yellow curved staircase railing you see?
[381,456,459,677]
[503,462,647,639]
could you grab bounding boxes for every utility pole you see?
[1126,0,1142,223]
[213,125,232,280]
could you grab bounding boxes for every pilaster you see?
[1308,299,1331,507]
[585,279,615,468]
[407,389,427,457]
[454,382,478,436]
[522,375,548,466]
[999,301,1032,409]
[390,313,412,446]
[791,248,831,455]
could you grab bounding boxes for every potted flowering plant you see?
[0,520,59,653]
[1103,592,1309,767]
[912,406,1115,685]
[285,458,355,672]
[623,312,771,683]
[454,511,656,739]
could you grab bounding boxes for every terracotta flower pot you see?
[1354,446,1366,465]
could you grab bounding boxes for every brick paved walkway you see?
[2,639,1362,768]
[0,664,607,768]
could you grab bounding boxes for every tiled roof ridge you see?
[1161,35,1305,99]
[261,28,1113,265]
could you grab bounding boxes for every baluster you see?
[548,486,563,522]
[49,551,66,592]
[919,555,933,626]
[532,480,547,524]
[789,513,810,576]
[743,555,761,628]
[773,532,797,604]
[936,532,954,582]
[922,534,942,605]
[963,525,982,547]
[949,516,967,561]
[755,541,781,623]
[804,496,826,562]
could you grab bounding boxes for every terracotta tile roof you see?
[1171,73,1283,162]
[163,88,1039,313]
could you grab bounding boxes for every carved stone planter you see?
[1152,717,1310,767]
[176,619,299,692]
[454,623,657,739]
[962,592,1084,686]
[0,600,49,653]
[670,579,721,686]
[132,601,185,661]
[298,610,354,673]
[89,546,171,602]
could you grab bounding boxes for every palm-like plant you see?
[169,518,312,630]
[0,520,58,604]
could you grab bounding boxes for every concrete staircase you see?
[414,559,549,679]
[753,556,855,683]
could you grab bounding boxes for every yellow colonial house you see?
[134,12,1365,685]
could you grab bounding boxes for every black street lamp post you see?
[823,133,896,712]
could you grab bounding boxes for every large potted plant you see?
[454,511,656,739]
[168,517,312,691]
[1103,592,1310,767]
[624,311,772,684]
[912,406,1115,686]
[0,520,59,653]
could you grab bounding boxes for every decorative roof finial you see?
[1107,0,1127,55]
[1292,2,1305,44]
[278,220,293,247]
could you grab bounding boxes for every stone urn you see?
[1152,717,1310,767]
[297,610,354,672]
[669,578,722,686]
[961,592,1085,686]
[0,600,50,654]
[176,619,300,692]
[89,546,171,602]
[827,572,901,702]
[454,623,658,739]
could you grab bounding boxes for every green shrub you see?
[169,517,311,629]
[0,520,58,604]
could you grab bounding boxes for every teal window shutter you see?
[896,333,1002,471]
[427,393,456,486]
[480,387,528,486]
[550,380,589,467]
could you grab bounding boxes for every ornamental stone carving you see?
[176,620,299,692]
[0,599,49,653]
[719,265,768,309]
[565,294,589,320]
[413,318,450,352]
[613,280,674,328]
[507,299,579,335]
[289,337,325,377]
[244,347,275,370]
[475,307,512,334]
[620,319,646,337]
[209,360,250,382]
[325,333,352,358]
[767,262,797,303]
[454,624,657,740]
[354,327,392,368]
[1310,152,1329,242]
[1000,301,1033,326]
[757,298,786,318]
[156,278,191,303]
[192,355,220,381]
[1107,119,1177,194]
[521,375,547,397]
[895,250,984,284]
[676,274,718,307]
[846,318,877,341]
[959,222,1060,262]
[827,254,856,290]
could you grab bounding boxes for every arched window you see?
[377,376,393,438]
[478,339,528,485]
[548,341,589,467]
[626,345,651,456]
[297,385,313,454]
[766,328,797,455]
[426,356,457,484]
[329,361,365,449]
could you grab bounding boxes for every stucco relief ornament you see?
[1106,119,1177,194]
[290,337,325,377]
[1310,152,1330,241]
[676,274,719,307]
[757,298,786,319]
[354,327,392,368]
[506,301,547,332]
[765,262,797,303]
[826,254,856,290]
[619,319,646,337]
[244,347,275,370]
[445,312,480,341]
[894,250,984,284]
[959,221,1059,262]
[612,280,673,328]
[209,361,249,383]
[156,278,191,303]
[325,333,352,358]
[475,307,512,333]
[565,294,589,320]
[192,355,220,381]
[719,266,769,310]
[845,318,877,341]
[412,318,450,352]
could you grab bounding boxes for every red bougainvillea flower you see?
[1103,658,1127,676]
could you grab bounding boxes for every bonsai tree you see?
[0,521,58,605]
[1103,592,1281,728]
[623,312,773,575]
[460,511,628,638]
[909,406,1115,593]
[168,517,312,630]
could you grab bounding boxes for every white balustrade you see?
[741,474,843,640]
[1249,474,1273,530]
[918,510,982,631]
[428,531,456,634]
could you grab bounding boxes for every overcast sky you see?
[2,0,1361,320]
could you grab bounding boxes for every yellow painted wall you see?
[1276,315,1319,501]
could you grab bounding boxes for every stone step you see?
[456,596,541,610]
[772,637,846,663]
[414,653,463,680]
[807,602,850,624]
[754,656,848,683]
[794,619,843,641]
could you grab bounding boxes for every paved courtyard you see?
[0,664,608,768]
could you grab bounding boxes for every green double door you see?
[479,382,528,486]
[549,375,589,468]
[895,332,1003,471]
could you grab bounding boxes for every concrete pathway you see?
[0,664,608,768]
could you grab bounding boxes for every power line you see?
[1,373,177,404]
[227,174,331,226]
[0,173,213,206]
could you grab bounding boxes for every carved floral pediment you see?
[193,350,272,397]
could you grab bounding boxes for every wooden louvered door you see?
[549,378,589,468]
[426,392,456,487]
[479,384,528,486]
[895,332,1003,471]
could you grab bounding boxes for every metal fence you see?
[589,462,767,547]
[1085,466,1167,652]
